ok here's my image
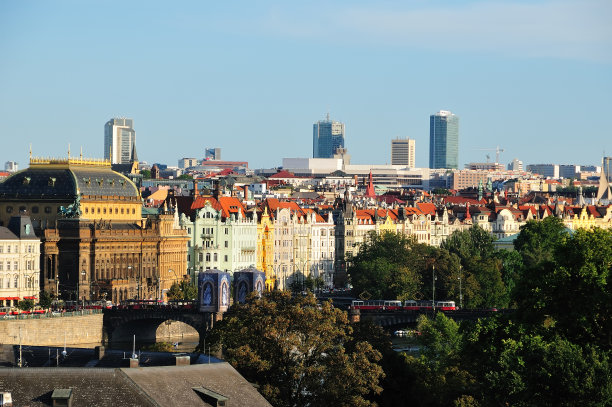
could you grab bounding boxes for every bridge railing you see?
[1,309,103,320]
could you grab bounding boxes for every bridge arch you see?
[103,310,213,347]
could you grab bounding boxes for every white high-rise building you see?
[104,118,136,164]
[4,161,18,173]
[391,138,415,167]
[507,158,523,172]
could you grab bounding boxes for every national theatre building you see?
[0,156,188,304]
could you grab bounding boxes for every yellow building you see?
[256,207,275,290]
[0,156,188,303]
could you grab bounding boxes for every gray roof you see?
[0,364,271,407]
[123,363,271,407]
[0,368,156,406]
[0,226,17,240]
[0,165,139,200]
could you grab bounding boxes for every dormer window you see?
[48,177,56,187]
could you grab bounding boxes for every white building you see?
[4,162,18,173]
[391,138,415,167]
[104,118,136,165]
[0,215,40,307]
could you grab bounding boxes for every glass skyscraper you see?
[313,114,345,158]
[104,118,136,164]
[429,110,459,169]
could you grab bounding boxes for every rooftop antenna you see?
[29,143,32,160]
[80,146,83,159]
[68,143,71,159]
[326,112,330,121]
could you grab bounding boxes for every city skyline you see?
[1,1,611,169]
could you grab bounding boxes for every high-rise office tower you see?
[205,148,221,161]
[429,110,459,169]
[391,138,415,167]
[313,114,345,158]
[604,157,612,182]
[104,118,136,164]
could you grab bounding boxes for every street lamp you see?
[80,269,86,308]
[458,265,463,310]
[432,264,436,311]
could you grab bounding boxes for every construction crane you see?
[476,146,505,164]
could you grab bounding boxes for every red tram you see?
[352,299,456,311]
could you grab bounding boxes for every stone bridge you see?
[102,308,221,346]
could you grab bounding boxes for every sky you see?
[1,0,611,170]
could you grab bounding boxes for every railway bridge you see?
[353,309,505,328]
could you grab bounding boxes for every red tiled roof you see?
[442,196,482,205]
[268,170,297,179]
[218,196,247,218]
[191,196,222,212]
[416,202,437,216]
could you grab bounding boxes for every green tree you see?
[177,174,193,180]
[38,291,53,309]
[401,313,476,406]
[207,291,384,407]
[166,281,197,301]
[463,316,612,406]
[544,228,612,347]
[140,169,151,179]
[17,299,35,311]
[349,231,424,300]
[442,226,506,308]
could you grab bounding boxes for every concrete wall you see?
[0,314,103,346]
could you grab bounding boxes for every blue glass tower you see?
[429,110,459,169]
[313,114,345,158]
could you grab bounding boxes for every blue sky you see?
[1,0,611,170]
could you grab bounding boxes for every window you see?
[6,206,13,213]
[14,276,18,288]
[0,262,3,271]
[0,246,2,253]
[32,206,39,214]
[6,262,10,271]
[225,228,229,235]
[45,206,52,214]
[198,253,203,261]
[206,253,211,262]
[224,241,228,248]
[224,255,228,262]
[213,253,218,262]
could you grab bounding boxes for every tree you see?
[207,291,384,407]
[401,313,476,406]
[166,281,197,301]
[442,226,506,308]
[349,231,424,300]
[551,228,612,348]
[140,169,151,179]
[177,174,193,180]
[17,299,35,311]
[463,316,612,406]
[38,291,53,309]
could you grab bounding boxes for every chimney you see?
[243,185,248,200]
[175,355,190,366]
[129,358,139,368]
[51,389,73,407]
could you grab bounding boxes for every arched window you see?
[14,275,18,288]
